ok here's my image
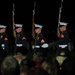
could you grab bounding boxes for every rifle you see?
[32,1,36,45]
[12,3,16,38]
[57,0,64,37]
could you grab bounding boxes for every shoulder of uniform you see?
[3,33,8,35]
[64,31,67,33]
[21,32,25,36]
[20,32,23,34]
[39,33,44,36]
[40,33,43,35]
[3,33,8,38]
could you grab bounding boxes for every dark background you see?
[0,0,75,51]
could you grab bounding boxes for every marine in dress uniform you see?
[42,22,70,57]
[14,24,28,55]
[0,25,9,55]
[34,24,45,47]
[33,24,46,60]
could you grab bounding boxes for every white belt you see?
[16,44,23,47]
[59,45,67,48]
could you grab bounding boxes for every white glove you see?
[41,43,48,48]
[1,44,5,47]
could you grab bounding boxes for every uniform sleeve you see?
[21,33,28,49]
[40,34,46,44]
[49,33,68,47]
[4,35,9,52]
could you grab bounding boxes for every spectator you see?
[20,58,28,75]
[1,56,20,75]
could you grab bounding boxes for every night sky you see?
[0,0,75,48]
